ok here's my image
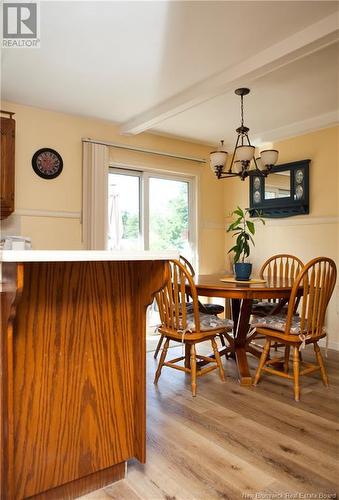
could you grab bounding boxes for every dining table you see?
[193,274,297,385]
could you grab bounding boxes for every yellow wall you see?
[1,101,225,274]
[224,126,339,349]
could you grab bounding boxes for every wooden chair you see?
[253,257,337,401]
[252,254,304,316]
[179,255,225,315]
[251,254,304,352]
[153,255,225,358]
[154,259,233,396]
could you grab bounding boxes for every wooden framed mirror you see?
[249,159,310,218]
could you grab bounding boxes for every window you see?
[108,169,142,250]
[108,167,196,261]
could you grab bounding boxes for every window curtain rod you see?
[82,138,206,164]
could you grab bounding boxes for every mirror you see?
[249,159,310,218]
[264,171,291,200]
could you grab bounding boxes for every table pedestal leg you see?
[195,298,253,385]
[233,298,253,385]
[229,299,240,360]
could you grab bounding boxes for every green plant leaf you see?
[253,209,266,225]
[243,241,250,258]
[228,245,238,254]
[226,218,242,232]
[234,207,244,218]
[227,224,242,233]
[234,251,241,263]
[246,220,255,235]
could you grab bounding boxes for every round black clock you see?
[32,148,63,179]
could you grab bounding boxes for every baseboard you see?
[30,462,125,499]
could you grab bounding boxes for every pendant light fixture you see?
[210,88,279,181]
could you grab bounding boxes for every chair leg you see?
[190,344,197,397]
[253,339,271,386]
[274,341,278,351]
[153,334,164,359]
[211,337,225,381]
[293,346,300,402]
[284,345,290,373]
[154,338,169,384]
[219,333,226,347]
[184,343,191,369]
[314,342,329,387]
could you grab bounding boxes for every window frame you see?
[108,163,197,262]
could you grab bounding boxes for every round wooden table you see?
[194,274,296,385]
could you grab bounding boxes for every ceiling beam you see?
[120,13,339,136]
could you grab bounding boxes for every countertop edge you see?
[0,250,179,263]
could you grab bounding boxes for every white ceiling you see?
[2,1,339,145]
[155,42,339,146]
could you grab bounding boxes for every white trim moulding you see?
[224,216,339,228]
[14,209,81,219]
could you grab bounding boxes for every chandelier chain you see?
[241,95,244,127]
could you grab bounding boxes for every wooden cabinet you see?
[1,257,169,499]
[0,113,15,220]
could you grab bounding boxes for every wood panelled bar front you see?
[0,251,172,499]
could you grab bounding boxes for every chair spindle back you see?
[285,257,337,338]
[260,254,303,305]
[155,260,201,333]
[179,255,195,277]
[260,254,303,281]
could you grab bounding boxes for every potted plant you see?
[227,206,265,280]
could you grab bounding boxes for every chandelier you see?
[210,88,279,181]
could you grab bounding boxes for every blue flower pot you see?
[234,262,252,281]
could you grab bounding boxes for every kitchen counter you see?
[1,252,175,499]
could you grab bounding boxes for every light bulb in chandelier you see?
[210,140,228,176]
[260,149,279,168]
[236,145,255,163]
[255,157,266,171]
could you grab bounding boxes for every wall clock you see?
[32,148,63,179]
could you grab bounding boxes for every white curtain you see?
[82,141,108,250]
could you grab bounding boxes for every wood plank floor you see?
[79,341,339,499]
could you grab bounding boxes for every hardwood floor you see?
[79,342,339,499]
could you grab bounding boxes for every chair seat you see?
[185,312,233,332]
[159,313,233,339]
[200,303,225,315]
[251,301,287,316]
[255,327,326,344]
[186,302,224,315]
[251,313,325,337]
